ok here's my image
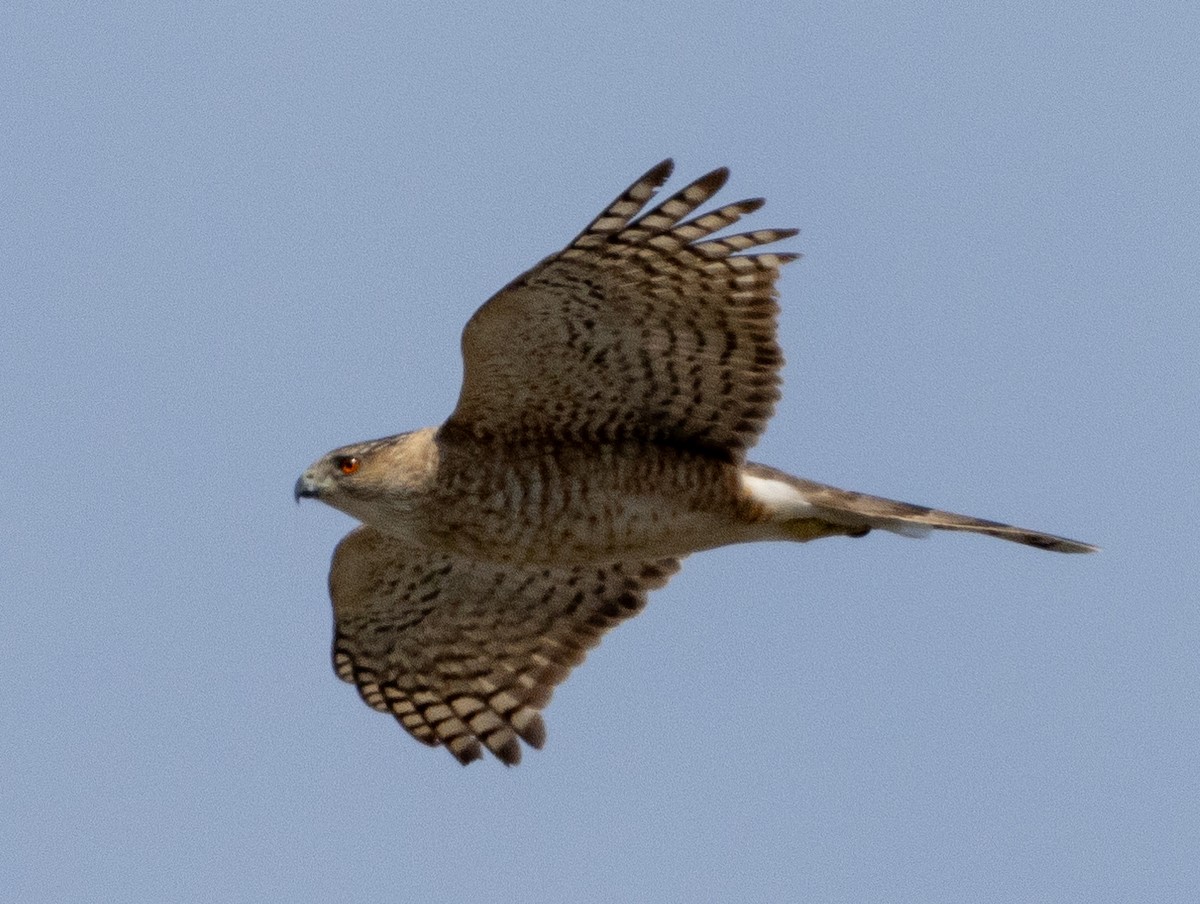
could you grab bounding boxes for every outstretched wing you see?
[443,160,798,463]
[328,526,681,765]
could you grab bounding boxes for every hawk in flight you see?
[296,161,1094,765]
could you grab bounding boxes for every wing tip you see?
[692,165,731,196]
[645,158,675,186]
[1025,534,1099,554]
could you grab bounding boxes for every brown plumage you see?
[296,160,1095,766]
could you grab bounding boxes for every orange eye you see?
[337,456,360,475]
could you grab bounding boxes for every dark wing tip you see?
[492,735,523,767]
[692,165,731,196]
[517,712,547,749]
[450,741,485,766]
[1031,535,1099,554]
[644,158,675,187]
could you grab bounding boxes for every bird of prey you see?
[295,160,1094,766]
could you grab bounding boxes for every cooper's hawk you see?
[296,160,1094,766]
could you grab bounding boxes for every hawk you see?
[296,160,1094,766]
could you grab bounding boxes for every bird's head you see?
[294,428,439,527]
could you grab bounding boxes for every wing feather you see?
[329,526,681,765]
[444,161,798,462]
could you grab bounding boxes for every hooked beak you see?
[294,472,321,503]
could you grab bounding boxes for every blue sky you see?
[3,3,1197,901]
